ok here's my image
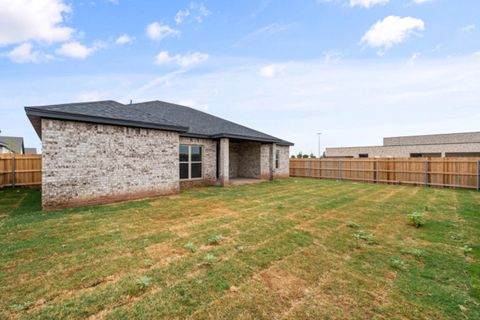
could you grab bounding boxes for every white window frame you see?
[179,145,203,180]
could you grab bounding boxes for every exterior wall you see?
[179,136,217,188]
[325,142,480,158]
[260,144,271,179]
[229,141,261,179]
[273,145,290,178]
[384,132,480,146]
[42,119,179,209]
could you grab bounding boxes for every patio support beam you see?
[269,143,276,180]
[219,138,229,186]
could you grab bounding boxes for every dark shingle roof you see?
[25,100,293,145]
[0,136,24,154]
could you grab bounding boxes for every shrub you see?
[462,245,473,255]
[354,230,377,245]
[11,301,32,312]
[347,221,360,229]
[407,212,425,228]
[296,152,303,158]
[136,275,152,289]
[309,153,317,158]
[302,154,309,158]
[390,258,406,271]
[235,245,245,252]
[400,248,423,258]
[203,253,217,266]
[208,235,222,245]
[185,241,197,253]
[275,203,285,209]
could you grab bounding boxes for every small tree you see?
[296,152,303,158]
[290,155,295,158]
[309,153,316,158]
[302,154,309,158]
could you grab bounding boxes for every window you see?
[359,154,369,158]
[275,149,280,169]
[179,145,203,180]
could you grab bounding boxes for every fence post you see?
[477,160,480,191]
[375,160,379,183]
[11,157,15,187]
[424,160,428,187]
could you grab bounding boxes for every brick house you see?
[25,100,293,209]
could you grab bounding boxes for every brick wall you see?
[274,145,290,178]
[179,137,217,188]
[229,141,261,178]
[42,119,179,209]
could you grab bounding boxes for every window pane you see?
[180,163,189,179]
[179,145,189,162]
[191,146,202,162]
[191,163,202,178]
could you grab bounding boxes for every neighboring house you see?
[325,132,480,158]
[0,141,13,154]
[24,148,38,154]
[0,136,25,154]
[25,100,293,209]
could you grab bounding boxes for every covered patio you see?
[217,138,276,186]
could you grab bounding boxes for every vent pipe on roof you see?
[130,99,132,105]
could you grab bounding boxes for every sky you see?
[0,0,479,155]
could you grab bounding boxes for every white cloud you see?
[174,9,190,24]
[115,34,135,45]
[0,0,73,46]
[361,16,425,52]
[155,51,209,68]
[55,41,96,59]
[174,2,211,25]
[146,22,179,41]
[260,64,287,78]
[349,0,389,8]
[7,43,39,63]
[234,23,291,47]
[459,24,476,33]
[412,0,434,4]
[407,52,421,66]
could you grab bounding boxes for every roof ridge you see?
[132,100,282,141]
[26,100,121,108]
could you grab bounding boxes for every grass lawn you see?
[0,179,479,319]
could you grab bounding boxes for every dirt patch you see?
[255,268,308,299]
[145,242,187,266]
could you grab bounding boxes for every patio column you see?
[219,138,229,186]
[269,143,276,180]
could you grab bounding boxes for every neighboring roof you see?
[25,100,293,146]
[25,147,37,154]
[0,136,24,154]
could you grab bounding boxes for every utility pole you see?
[317,132,322,158]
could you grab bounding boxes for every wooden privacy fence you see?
[290,158,480,190]
[0,154,42,188]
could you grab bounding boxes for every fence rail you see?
[0,154,42,188]
[290,157,480,190]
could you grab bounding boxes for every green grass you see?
[0,179,479,319]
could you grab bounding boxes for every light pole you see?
[317,132,322,158]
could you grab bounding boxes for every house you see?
[0,136,25,154]
[325,132,480,158]
[25,100,293,210]
[24,148,38,154]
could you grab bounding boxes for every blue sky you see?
[0,0,479,154]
